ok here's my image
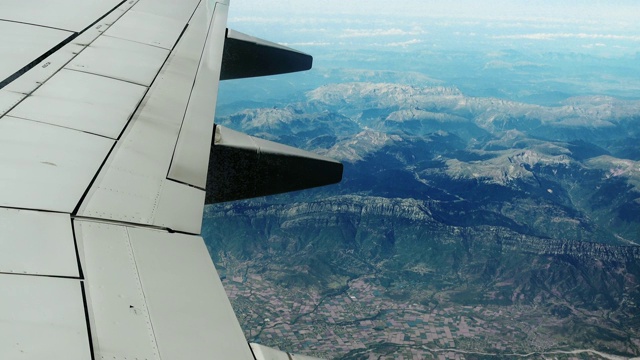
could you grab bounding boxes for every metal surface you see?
[67,35,169,87]
[78,1,224,233]
[74,221,160,360]
[130,0,201,23]
[151,179,205,233]
[0,274,90,360]
[0,208,78,277]
[0,89,25,116]
[76,220,254,360]
[0,116,113,212]
[3,3,135,95]
[104,10,185,50]
[127,226,254,360]
[0,20,71,85]
[0,0,124,32]
[9,69,146,138]
[168,2,228,188]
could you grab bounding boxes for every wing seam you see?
[125,226,162,360]
[0,0,128,90]
[80,281,97,360]
[0,33,76,90]
[165,1,219,184]
[0,18,72,33]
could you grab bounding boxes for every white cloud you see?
[494,33,640,41]
[582,43,607,49]
[280,42,331,47]
[339,28,424,38]
[385,39,423,47]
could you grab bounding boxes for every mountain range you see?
[205,81,640,358]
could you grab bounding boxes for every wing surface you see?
[0,0,341,358]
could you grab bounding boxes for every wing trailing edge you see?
[220,29,312,80]
[206,125,343,203]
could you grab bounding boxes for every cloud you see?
[385,39,423,47]
[493,33,640,41]
[483,60,545,70]
[582,43,607,49]
[339,28,424,38]
[280,42,331,47]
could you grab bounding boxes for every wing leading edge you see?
[0,0,338,359]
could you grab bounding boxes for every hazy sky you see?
[229,0,639,23]
[226,0,640,56]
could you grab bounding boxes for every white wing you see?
[0,1,337,359]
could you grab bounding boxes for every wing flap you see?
[167,2,228,189]
[221,29,313,80]
[206,125,343,203]
[74,221,161,360]
[127,226,253,360]
[76,220,254,360]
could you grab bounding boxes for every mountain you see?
[207,81,640,358]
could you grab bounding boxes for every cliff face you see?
[204,195,640,313]
[207,196,640,262]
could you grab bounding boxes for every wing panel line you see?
[0,32,76,90]
[0,272,80,280]
[69,10,197,217]
[165,1,222,190]
[7,113,117,140]
[125,226,161,360]
[80,281,97,360]
[0,18,73,33]
[0,0,128,91]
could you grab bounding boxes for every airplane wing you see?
[0,1,340,359]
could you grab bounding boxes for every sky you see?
[219,0,640,102]
[225,0,640,58]
[226,0,640,47]
[228,0,640,24]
